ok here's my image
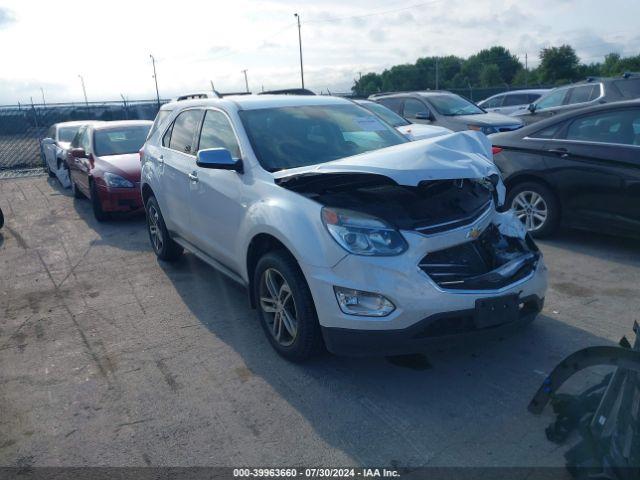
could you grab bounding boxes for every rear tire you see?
[145,196,183,261]
[90,181,109,222]
[254,250,323,362]
[507,182,560,238]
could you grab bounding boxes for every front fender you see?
[237,194,347,282]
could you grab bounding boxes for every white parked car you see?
[141,95,547,360]
[354,99,452,140]
[478,89,550,116]
[41,121,103,186]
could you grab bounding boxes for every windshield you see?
[94,125,151,156]
[429,94,484,116]
[239,104,408,171]
[357,101,410,127]
[58,126,80,143]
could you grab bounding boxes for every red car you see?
[66,120,152,221]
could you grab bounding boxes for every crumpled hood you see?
[273,130,499,186]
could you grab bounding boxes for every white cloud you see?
[0,0,637,103]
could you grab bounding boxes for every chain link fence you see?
[0,99,167,177]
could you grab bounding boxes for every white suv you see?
[140,95,547,361]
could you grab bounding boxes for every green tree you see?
[352,72,383,96]
[479,64,503,87]
[539,45,580,84]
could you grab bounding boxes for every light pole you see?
[40,87,46,107]
[150,54,160,108]
[241,69,249,93]
[294,13,304,89]
[78,75,88,107]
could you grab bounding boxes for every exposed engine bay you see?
[277,172,497,234]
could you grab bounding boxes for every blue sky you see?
[0,0,638,104]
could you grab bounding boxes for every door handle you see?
[548,148,570,158]
[188,172,199,182]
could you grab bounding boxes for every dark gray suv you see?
[513,74,640,124]
[370,91,523,135]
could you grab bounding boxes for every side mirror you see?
[415,111,432,121]
[527,103,537,113]
[70,148,87,158]
[196,148,243,173]
[42,137,56,145]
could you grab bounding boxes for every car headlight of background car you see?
[103,172,134,188]
[468,124,498,135]
[321,207,407,256]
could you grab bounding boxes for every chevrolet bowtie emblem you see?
[467,227,482,239]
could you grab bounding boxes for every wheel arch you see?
[505,174,562,209]
[246,233,297,309]
[141,183,155,206]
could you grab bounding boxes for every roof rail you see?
[259,88,315,96]
[219,91,252,97]
[176,92,217,101]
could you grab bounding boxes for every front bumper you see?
[96,183,143,213]
[300,212,548,356]
[322,295,543,356]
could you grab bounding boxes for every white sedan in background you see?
[41,121,102,186]
[354,99,452,140]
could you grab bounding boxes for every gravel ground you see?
[1,176,639,470]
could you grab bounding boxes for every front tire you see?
[90,181,109,222]
[507,182,560,238]
[145,196,183,261]
[69,167,84,198]
[254,250,323,362]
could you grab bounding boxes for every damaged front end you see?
[274,131,541,291]
[277,173,539,292]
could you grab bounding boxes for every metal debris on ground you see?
[529,322,640,479]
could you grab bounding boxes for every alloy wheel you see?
[259,268,298,346]
[147,204,164,253]
[512,190,548,232]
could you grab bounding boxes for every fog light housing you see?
[333,286,395,317]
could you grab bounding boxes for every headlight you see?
[321,207,407,256]
[103,172,134,188]
[468,125,497,135]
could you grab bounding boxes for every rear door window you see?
[482,96,503,108]
[503,93,530,107]
[529,123,563,139]
[168,109,202,155]
[376,98,402,113]
[564,108,640,146]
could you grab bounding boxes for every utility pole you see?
[241,69,249,92]
[435,57,439,90]
[78,75,88,107]
[294,13,305,89]
[40,87,46,107]
[121,94,128,119]
[525,53,528,87]
[150,54,160,108]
